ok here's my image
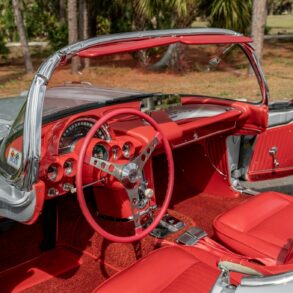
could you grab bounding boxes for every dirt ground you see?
[0,42,292,102]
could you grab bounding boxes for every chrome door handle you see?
[269,146,280,168]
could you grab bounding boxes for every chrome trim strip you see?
[241,270,293,287]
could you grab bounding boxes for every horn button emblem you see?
[121,163,141,184]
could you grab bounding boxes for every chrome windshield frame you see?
[0,28,269,193]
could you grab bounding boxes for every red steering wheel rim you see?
[76,108,174,243]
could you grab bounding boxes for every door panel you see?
[247,122,293,181]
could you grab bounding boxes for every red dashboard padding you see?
[214,192,293,264]
[94,246,220,293]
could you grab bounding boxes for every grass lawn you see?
[267,14,293,34]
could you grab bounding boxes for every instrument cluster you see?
[44,117,137,198]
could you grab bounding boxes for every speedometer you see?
[59,119,111,154]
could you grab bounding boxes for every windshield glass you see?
[43,43,262,117]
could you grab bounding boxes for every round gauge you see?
[111,145,121,160]
[122,142,134,159]
[47,164,61,181]
[93,144,109,161]
[64,159,75,176]
[59,119,111,154]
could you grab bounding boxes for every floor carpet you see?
[173,192,248,236]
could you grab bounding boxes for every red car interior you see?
[94,246,221,293]
[214,192,293,264]
[0,31,292,293]
[2,94,292,292]
[94,243,293,293]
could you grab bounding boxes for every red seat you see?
[214,192,293,264]
[94,246,220,293]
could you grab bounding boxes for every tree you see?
[251,0,268,62]
[67,0,79,73]
[60,0,67,23]
[12,0,33,73]
[132,0,150,66]
[79,0,90,68]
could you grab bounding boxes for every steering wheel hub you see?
[122,163,141,184]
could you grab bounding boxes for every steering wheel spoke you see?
[89,156,123,180]
[126,187,143,228]
[132,132,161,169]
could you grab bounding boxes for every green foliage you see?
[199,0,252,33]
[0,0,259,56]
[0,32,8,54]
[47,21,68,51]
[0,0,17,42]
[96,16,111,35]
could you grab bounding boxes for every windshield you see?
[0,40,263,182]
[47,43,261,104]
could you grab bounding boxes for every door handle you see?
[269,146,280,168]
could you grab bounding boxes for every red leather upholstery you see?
[94,246,220,293]
[214,192,293,264]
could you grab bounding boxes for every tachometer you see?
[59,119,111,154]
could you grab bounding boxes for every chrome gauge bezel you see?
[92,143,109,161]
[58,118,111,155]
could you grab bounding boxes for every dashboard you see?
[34,94,255,202]
[1,84,268,224]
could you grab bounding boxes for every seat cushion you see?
[214,192,293,264]
[94,246,220,293]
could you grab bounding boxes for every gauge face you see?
[122,142,133,158]
[111,145,121,160]
[59,119,110,154]
[47,164,59,181]
[64,159,75,176]
[92,144,109,161]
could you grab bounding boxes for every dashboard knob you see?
[144,188,154,199]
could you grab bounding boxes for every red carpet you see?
[0,247,82,293]
[174,192,247,236]
[57,195,195,270]
[0,220,43,272]
[21,252,117,293]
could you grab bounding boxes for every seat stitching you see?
[215,230,278,260]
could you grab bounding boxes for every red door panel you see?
[247,123,293,181]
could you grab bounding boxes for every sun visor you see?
[77,35,253,58]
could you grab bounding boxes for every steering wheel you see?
[76,108,174,243]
